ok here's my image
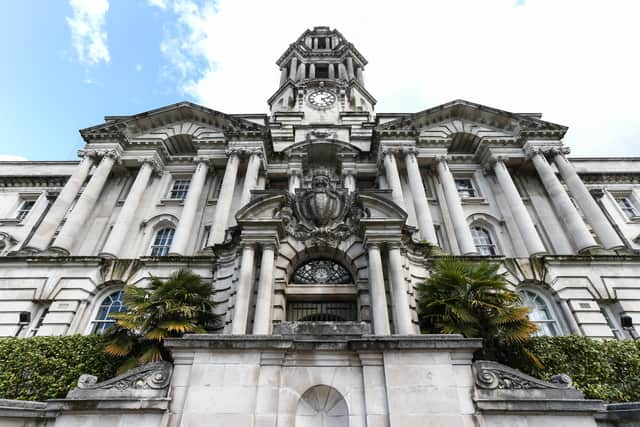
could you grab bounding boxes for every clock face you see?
[308,90,337,109]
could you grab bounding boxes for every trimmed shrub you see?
[0,335,120,401]
[506,335,640,402]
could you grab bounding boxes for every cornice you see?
[0,176,68,188]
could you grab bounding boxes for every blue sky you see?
[1,0,639,161]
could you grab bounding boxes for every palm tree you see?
[417,258,540,365]
[104,269,220,374]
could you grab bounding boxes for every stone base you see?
[164,334,483,427]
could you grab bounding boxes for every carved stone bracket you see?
[474,360,573,391]
[66,361,173,399]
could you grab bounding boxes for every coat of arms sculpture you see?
[278,169,368,244]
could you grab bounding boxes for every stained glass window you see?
[291,259,352,284]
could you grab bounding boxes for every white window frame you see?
[150,227,175,256]
[518,289,561,337]
[471,226,498,256]
[90,290,127,334]
[454,178,477,199]
[615,196,640,220]
[168,179,191,200]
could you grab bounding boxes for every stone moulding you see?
[473,360,604,414]
[66,361,173,399]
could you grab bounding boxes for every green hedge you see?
[0,335,120,401]
[507,336,640,402]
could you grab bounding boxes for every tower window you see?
[315,64,329,79]
[317,37,327,49]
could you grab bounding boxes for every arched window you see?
[291,259,352,284]
[471,226,497,255]
[150,227,175,256]
[91,291,126,334]
[518,290,559,336]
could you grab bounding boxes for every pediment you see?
[377,99,567,143]
[80,101,265,145]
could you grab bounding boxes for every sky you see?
[0,0,639,161]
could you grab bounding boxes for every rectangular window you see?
[455,178,476,198]
[616,197,639,219]
[16,200,36,221]
[200,225,211,249]
[169,179,190,200]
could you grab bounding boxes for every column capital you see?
[434,154,449,164]
[77,149,98,160]
[261,241,278,252]
[550,146,571,157]
[137,157,163,173]
[386,241,403,250]
[365,241,381,250]
[589,188,605,199]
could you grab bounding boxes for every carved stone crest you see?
[278,169,368,244]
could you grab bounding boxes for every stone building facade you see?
[0,27,639,426]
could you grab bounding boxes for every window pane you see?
[471,227,497,255]
[92,291,126,334]
[151,228,175,256]
[455,179,476,198]
[170,180,190,199]
[16,200,36,220]
[518,290,559,336]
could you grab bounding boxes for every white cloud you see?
[155,0,640,156]
[0,155,28,162]
[147,0,168,10]
[136,64,143,72]
[66,0,110,65]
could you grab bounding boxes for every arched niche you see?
[295,385,348,427]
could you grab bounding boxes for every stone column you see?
[279,67,287,86]
[232,244,256,335]
[346,56,355,80]
[530,150,598,252]
[52,151,118,254]
[367,243,391,335]
[383,151,406,211]
[289,57,297,80]
[404,150,437,244]
[553,151,624,250]
[356,67,364,86]
[240,151,261,207]
[252,243,276,335]
[388,244,414,335]
[101,159,156,257]
[492,157,546,256]
[169,159,209,256]
[308,64,316,79]
[208,151,240,246]
[27,151,96,252]
[436,157,477,255]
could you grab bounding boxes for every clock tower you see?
[268,26,376,121]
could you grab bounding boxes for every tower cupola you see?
[268,27,375,115]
